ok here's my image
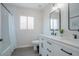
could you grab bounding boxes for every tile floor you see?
[12,47,39,56]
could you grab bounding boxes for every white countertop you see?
[40,34,79,49]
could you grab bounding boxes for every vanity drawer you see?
[50,43,71,56]
[60,46,79,56]
[45,41,54,52]
[46,39,60,49]
[46,48,54,56]
[52,41,79,56]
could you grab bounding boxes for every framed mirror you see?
[68,3,79,31]
[50,8,61,31]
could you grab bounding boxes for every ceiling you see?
[9,3,49,10]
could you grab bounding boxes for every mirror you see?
[68,3,79,31]
[50,8,61,32]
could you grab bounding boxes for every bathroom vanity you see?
[39,3,79,56]
[39,34,79,56]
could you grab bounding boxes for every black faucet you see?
[51,30,56,36]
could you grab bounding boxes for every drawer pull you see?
[47,48,51,53]
[61,49,72,55]
[47,41,52,45]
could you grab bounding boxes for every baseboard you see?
[16,45,33,48]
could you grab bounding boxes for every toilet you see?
[32,40,39,51]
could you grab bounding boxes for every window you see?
[51,19,54,29]
[20,16,34,30]
[53,19,58,29]
[28,17,34,30]
[20,16,27,30]
[51,19,58,30]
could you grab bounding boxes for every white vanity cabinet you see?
[39,36,48,56]
[39,35,79,56]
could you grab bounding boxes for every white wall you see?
[42,3,79,45]
[15,7,43,48]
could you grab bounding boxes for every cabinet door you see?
[39,37,47,56]
[39,37,44,55]
[46,40,54,56]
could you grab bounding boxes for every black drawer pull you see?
[61,49,72,55]
[0,38,3,42]
[47,41,52,45]
[47,48,51,53]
